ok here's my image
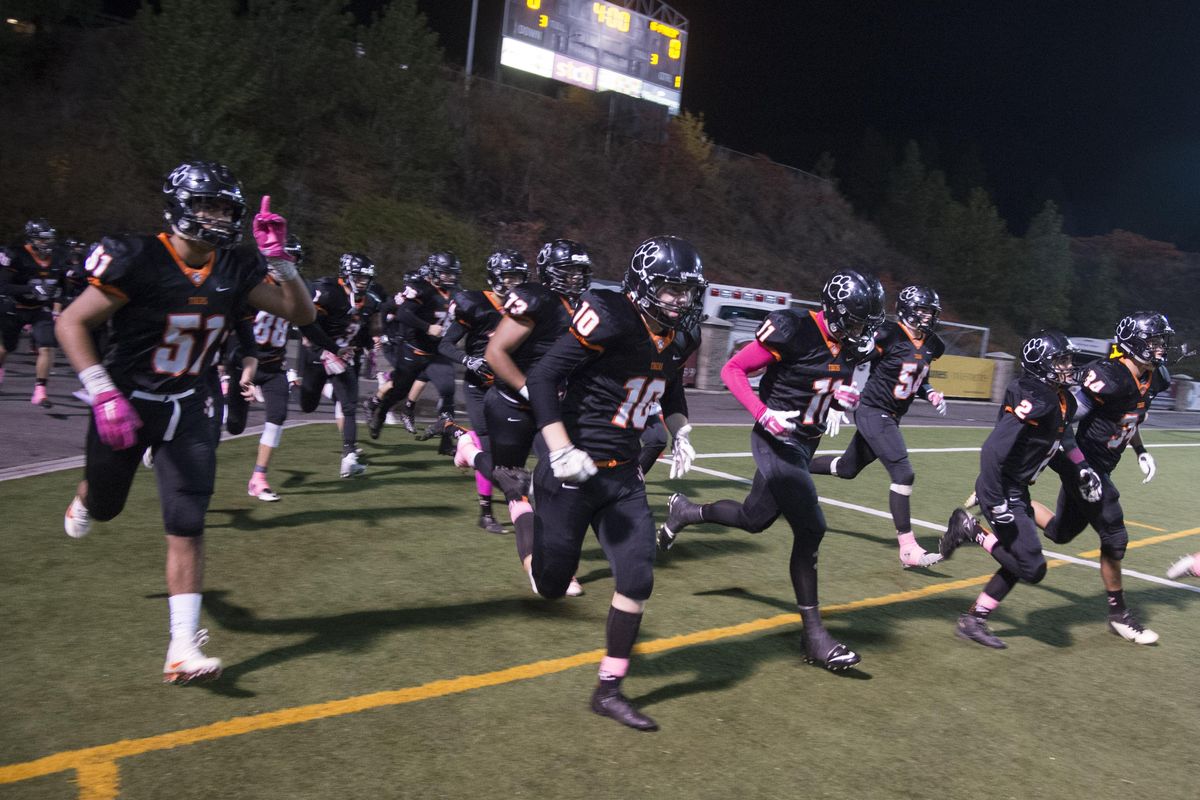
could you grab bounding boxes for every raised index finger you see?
[259,195,272,215]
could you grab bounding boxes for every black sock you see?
[1106,590,1126,613]
[35,378,46,387]
[970,605,993,619]
[514,512,535,562]
[403,399,415,415]
[478,493,493,516]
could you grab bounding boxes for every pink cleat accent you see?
[31,384,51,408]
[247,472,280,502]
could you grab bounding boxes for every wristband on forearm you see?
[78,364,117,398]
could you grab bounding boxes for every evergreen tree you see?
[1020,200,1073,330]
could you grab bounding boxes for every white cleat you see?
[1108,610,1159,645]
[247,474,280,502]
[142,448,155,469]
[1166,554,1198,580]
[566,577,584,597]
[340,451,367,478]
[453,430,480,470]
[964,491,978,510]
[163,629,223,684]
[64,496,92,539]
[900,548,943,569]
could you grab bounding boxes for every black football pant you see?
[1044,459,1127,560]
[84,391,214,537]
[975,483,1048,602]
[226,369,290,435]
[812,406,916,532]
[1,306,56,351]
[532,461,656,601]
[463,381,490,452]
[700,429,825,607]
[299,345,359,453]
[378,343,432,416]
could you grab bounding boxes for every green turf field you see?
[2,423,1199,800]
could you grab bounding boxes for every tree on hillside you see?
[1018,200,1073,330]
[931,187,1015,321]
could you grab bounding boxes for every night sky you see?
[415,1,1200,250]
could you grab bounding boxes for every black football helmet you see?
[1021,329,1080,386]
[821,269,885,351]
[1115,311,1174,365]
[486,249,531,297]
[339,252,376,295]
[25,218,57,257]
[537,239,591,300]
[425,251,462,290]
[284,234,305,268]
[162,160,246,249]
[896,284,941,334]
[624,235,708,330]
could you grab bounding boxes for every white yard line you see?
[684,462,1200,595]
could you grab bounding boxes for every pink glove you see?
[756,407,801,439]
[834,383,861,411]
[253,196,293,261]
[321,350,347,375]
[93,389,142,450]
[927,390,947,416]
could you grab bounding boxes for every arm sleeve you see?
[527,331,600,429]
[299,322,341,354]
[660,373,689,420]
[720,340,776,420]
[392,301,430,333]
[437,319,469,363]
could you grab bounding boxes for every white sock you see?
[168,593,202,643]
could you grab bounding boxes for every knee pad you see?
[1100,529,1129,561]
[261,422,283,449]
[887,462,915,487]
[163,493,208,538]
[493,466,532,503]
[614,564,654,602]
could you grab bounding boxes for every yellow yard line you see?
[1125,520,1168,532]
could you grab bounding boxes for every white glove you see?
[756,407,801,440]
[825,410,848,437]
[670,424,695,479]
[927,390,948,416]
[1078,466,1103,503]
[549,444,597,484]
[320,350,347,375]
[286,368,300,388]
[834,383,861,411]
[1138,451,1156,483]
[989,501,1015,525]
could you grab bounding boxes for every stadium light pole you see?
[466,0,480,79]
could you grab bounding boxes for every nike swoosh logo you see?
[671,354,682,360]
[506,417,522,422]
[168,660,186,670]
[561,484,579,490]
[215,286,231,292]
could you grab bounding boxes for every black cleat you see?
[940,508,978,560]
[802,633,862,672]
[657,492,694,553]
[955,612,1006,649]
[477,513,505,534]
[590,687,658,732]
[366,397,384,440]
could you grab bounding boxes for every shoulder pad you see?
[86,235,145,286]
[928,333,946,358]
[1007,376,1061,422]
[503,283,553,319]
[755,309,803,355]
[1079,359,1127,398]
[571,291,632,348]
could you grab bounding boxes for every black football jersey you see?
[0,243,68,309]
[860,321,945,417]
[445,288,504,386]
[309,276,364,350]
[1072,357,1155,473]
[528,289,700,463]
[498,283,576,395]
[352,283,386,350]
[397,279,452,353]
[754,308,879,438]
[248,305,291,372]
[976,373,1076,509]
[85,233,267,394]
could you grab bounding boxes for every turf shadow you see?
[206,504,456,531]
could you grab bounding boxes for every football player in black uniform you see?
[0,219,67,405]
[438,249,531,533]
[297,252,375,478]
[522,235,704,730]
[226,235,306,501]
[1029,312,1174,644]
[55,163,314,683]
[454,239,591,595]
[657,269,885,671]
[367,251,459,439]
[810,284,948,568]
[939,330,1101,649]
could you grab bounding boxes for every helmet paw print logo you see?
[825,274,855,302]
[631,240,662,274]
[1023,337,1048,362]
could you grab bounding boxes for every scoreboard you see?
[500,0,687,113]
